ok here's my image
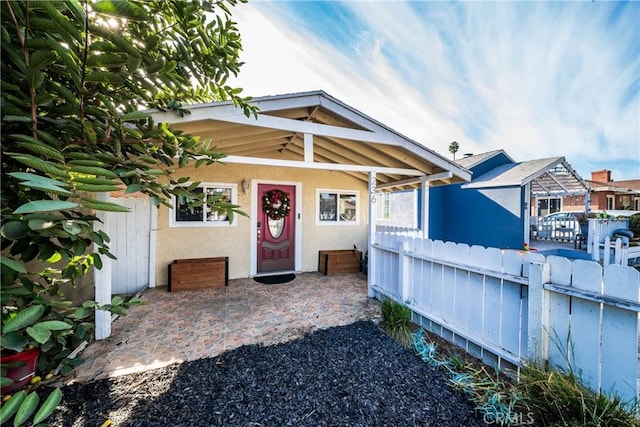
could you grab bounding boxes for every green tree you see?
[1,0,253,423]
[449,141,459,160]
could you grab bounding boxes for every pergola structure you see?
[461,155,590,245]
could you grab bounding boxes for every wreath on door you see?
[262,189,291,220]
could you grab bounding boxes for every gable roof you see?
[148,90,471,190]
[462,156,589,196]
[456,149,515,169]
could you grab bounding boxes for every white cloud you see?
[230,1,639,180]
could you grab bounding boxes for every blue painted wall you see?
[427,152,526,249]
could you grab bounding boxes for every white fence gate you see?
[104,196,151,295]
[370,232,640,402]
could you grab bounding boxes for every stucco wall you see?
[155,163,368,284]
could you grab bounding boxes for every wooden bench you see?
[318,250,362,275]
[168,257,228,292]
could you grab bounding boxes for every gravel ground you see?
[47,321,485,426]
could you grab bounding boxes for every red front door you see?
[257,184,296,273]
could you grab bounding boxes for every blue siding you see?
[468,152,513,176]
[427,153,526,249]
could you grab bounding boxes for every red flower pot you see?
[1,347,39,394]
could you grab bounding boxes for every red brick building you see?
[562,169,640,213]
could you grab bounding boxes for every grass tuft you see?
[380,298,412,348]
[411,328,640,426]
[517,362,640,427]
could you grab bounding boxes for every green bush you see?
[629,214,640,238]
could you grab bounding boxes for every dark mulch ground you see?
[47,321,485,426]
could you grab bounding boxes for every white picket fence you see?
[587,218,639,266]
[370,232,640,402]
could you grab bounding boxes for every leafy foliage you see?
[629,213,640,238]
[1,0,254,423]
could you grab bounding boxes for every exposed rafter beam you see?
[221,155,424,176]
[544,171,569,193]
[376,171,454,190]
[211,114,408,146]
[283,144,395,185]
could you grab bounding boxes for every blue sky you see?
[229,1,640,181]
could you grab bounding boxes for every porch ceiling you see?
[149,91,471,190]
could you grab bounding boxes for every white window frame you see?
[536,197,562,216]
[606,195,615,210]
[634,197,640,211]
[377,192,390,221]
[316,189,360,225]
[169,182,238,228]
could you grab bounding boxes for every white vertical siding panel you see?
[430,240,446,320]
[500,281,523,358]
[601,266,640,401]
[107,197,150,295]
[546,257,580,369]
[383,234,398,297]
[415,238,431,311]
[520,285,529,361]
[484,247,503,273]
[406,238,418,304]
[568,261,603,392]
[134,198,150,292]
[482,249,502,351]
[503,250,523,277]
[452,244,471,349]
[124,198,137,293]
[441,242,457,325]
[468,246,487,341]
[547,255,572,286]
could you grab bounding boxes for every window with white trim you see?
[170,183,237,227]
[317,190,359,224]
[377,192,390,220]
[606,195,615,210]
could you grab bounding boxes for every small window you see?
[634,197,640,211]
[606,195,615,210]
[377,192,390,220]
[536,197,562,216]
[317,190,359,224]
[170,183,237,227]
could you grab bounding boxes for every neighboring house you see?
[572,170,640,212]
[102,90,471,293]
[427,150,589,249]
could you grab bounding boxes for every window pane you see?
[319,193,337,221]
[206,187,231,222]
[175,188,204,222]
[339,194,357,221]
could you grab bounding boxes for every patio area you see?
[67,272,380,384]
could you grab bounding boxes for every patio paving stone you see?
[66,272,380,384]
